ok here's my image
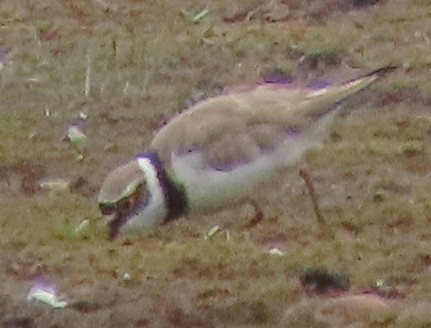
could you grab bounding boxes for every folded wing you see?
[150,68,389,170]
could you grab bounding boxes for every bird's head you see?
[98,154,169,239]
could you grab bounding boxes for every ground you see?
[0,0,430,327]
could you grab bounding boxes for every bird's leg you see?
[299,168,325,224]
[245,199,264,229]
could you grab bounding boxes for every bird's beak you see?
[100,213,121,240]
[108,214,128,240]
[102,214,115,225]
[99,202,124,240]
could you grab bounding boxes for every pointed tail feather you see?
[298,66,396,116]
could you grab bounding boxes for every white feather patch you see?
[121,157,168,233]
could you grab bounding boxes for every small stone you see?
[78,112,88,120]
[373,190,386,202]
[123,272,131,282]
[267,248,284,256]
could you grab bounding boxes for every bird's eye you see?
[99,203,117,215]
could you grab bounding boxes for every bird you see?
[98,67,393,239]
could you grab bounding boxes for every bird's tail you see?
[298,66,396,117]
[300,66,396,143]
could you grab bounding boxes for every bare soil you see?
[0,0,430,327]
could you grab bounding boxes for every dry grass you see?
[0,0,430,327]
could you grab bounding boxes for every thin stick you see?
[299,168,325,224]
[85,52,91,97]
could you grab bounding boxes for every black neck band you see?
[137,151,188,222]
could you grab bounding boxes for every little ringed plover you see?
[98,67,393,239]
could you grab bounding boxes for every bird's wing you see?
[150,69,387,170]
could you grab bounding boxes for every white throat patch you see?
[121,157,168,233]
